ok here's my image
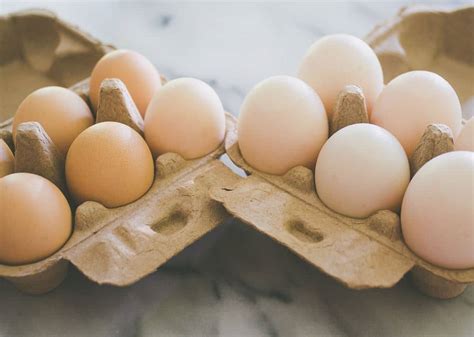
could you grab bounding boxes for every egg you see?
[298,34,384,117]
[315,124,410,218]
[144,78,226,159]
[12,86,94,155]
[455,118,474,151]
[66,122,154,208]
[0,173,72,265]
[0,140,14,178]
[89,49,162,117]
[371,71,463,157]
[401,151,474,269]
[238,76,328,175]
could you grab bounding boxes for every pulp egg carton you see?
[0,9,238,294]
[211,5,474,300]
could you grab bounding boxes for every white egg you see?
[371,71,462,157]
[238,76,328,175]
[298,34,384,117]
[315,123,410,218]
[455,118,474,151]
[401,151,474,269]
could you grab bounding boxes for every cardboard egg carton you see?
[0,116,237,294]
[365,5,474,117]
[0,10,239,294]
[1,6,472,299]
[0,9,112,130]
[210,6,474,299]
[0,81,239,295]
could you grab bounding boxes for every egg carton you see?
[0,9,239,294]
[0,9,112,130]
[210,5,474,300]
[1,6,472,298]
[366,5,474,117]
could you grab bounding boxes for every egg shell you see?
[89,50,162,118]
[455,118,474,152]
[12,86,94,155]
[238,76,328,175]
[0,139,14,178]
[0,173,72,265]
[371,71,463,157]
[66,121,154,208]
[144,78,226,159]
[315,123,410,218]
[298,34,384,117]
[401,151,474,269]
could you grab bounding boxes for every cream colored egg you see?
[0,140,14,178]
[144,78,226,159]
[0,173,72,265]
[66,122,154,208]
[12,86,94,155]
[371,71,463,157]
[89,49,162,117]
[455,118,474,151]
[401,151,474,269]
[298,34,384,117]
[315,123,410,218]
[238,76,328,175]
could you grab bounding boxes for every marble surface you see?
[0,1,473,337]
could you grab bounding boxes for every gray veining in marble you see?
[0,1,473,337]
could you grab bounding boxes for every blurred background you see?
[0,1,473,337]
[1,0,471,115]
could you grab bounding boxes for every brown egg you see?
[89,49,162,117]
[66,121,154,208]
[144,78,226,159]
[12,86,94,155]
[0,140,14,178]
[0,173,72,265]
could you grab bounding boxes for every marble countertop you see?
[0,1,473,337]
